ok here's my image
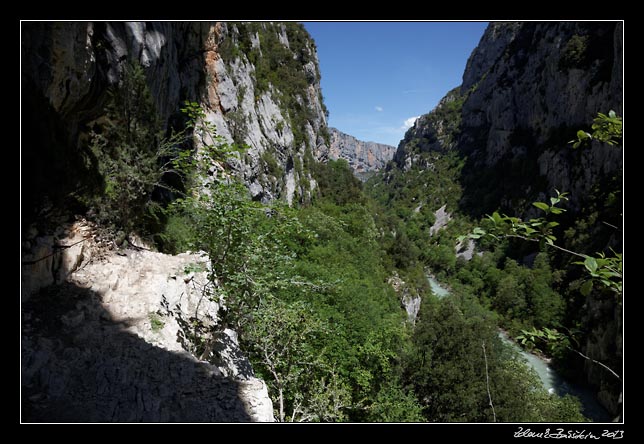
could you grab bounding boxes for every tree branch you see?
[504,234,587,258]
[601,221,620,231]
[566,346,621,381]
[263,348,285,422]
[482,342,496,423]
[22,236,92,265]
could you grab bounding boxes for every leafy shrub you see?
[83,60,182,237]
[260,149,283,177]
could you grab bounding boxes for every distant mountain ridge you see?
[325,127,396,177]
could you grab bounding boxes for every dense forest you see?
[21,21,622,423]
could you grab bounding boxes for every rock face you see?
[390,21,623,418]
[21,22,208,223]
[393,22,622,216]
[22,218,98,302]
[428,205,451,236]
[388,273,421,324]
[456,22,622,216]
[393,87,464,170]
[22,228,274,422]
[460,22,522,92]
[204,22,329,204]
[21,21,329,221]
[325,128,396,178]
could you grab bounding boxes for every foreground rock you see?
[21,225,274,422]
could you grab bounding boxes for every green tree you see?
[313,159,365,206]
[86,61,166,233]
[404,294,585,422]
[367,381,424,422]
[404,297,496,422]
[491,357,586,422]
[495,273,526,318]
[244,297,349,422]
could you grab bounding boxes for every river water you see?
[426,274,611,422]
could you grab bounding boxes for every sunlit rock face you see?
[326,128,396,177]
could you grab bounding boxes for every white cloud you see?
[375,106,384,112]
[402,116,420,130]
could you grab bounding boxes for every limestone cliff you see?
[393,22,622,216]
[21,21,329,221]
[204,22,329,204]
[388,21,623,418]
[392,87,464,172]
[324,128,395,179]
[457,22,622,217]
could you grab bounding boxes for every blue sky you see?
[303,22,488,147]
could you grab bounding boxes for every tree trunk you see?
[279,388,285,422]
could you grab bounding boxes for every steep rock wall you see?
[325,127,395,177]
[457,21,622,215]
[392,87,464,171]
[204,22,329,204]
[388,21,623,418]
[393,22,622,215]
[21,21,329,221]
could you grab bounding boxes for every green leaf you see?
[487,212,505,227]
[580,280,593,296]
[577,130,590,140]
[584,256,598,274]
[608,110,616,119]
[532,202,550,212]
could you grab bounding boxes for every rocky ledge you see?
[21,221,274,422]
